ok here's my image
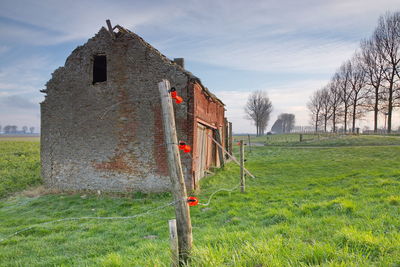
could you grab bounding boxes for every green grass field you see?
[0,136,399,266]
[237,133,400,147]
[0,138,40,198]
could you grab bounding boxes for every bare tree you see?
[4,125,17,134]
[328,78,343,132]
[22,126,28,134]
[374,11,400,133]
[360,41,384,130]
[245,90,273,136]
[307,11,400,133]
[29,127,35,134]
[337,62,353,133]
[360,37,386,132]
[348,56,368,133]
[3,125,10,134]
[320,87,333,132]
[307,90,324,132]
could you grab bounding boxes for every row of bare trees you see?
[0,125,35,134]
[308,11,400,133]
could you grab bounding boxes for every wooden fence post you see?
[299,134,303,142]
[247,134,252,152]
[215,129,224,167]
[158,80,192,265]
[229,122,233,156]
[239,140,245,193]
[169,219,179,267]
[224,118,229,160]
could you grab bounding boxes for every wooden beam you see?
[224,118,229,160]
[214,129,224,167]
[158,79,192,265]
[106,19,115,39]
[207,134,255,179]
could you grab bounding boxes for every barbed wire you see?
[0,84,249,244]
[0,177,243,243]
[0,199,179,243]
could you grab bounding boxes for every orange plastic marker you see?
[175,96,183,104]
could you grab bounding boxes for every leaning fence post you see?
[239,140,245,193]
[158,79,192,265]
[169,219,179,267]
[215,129,224,167]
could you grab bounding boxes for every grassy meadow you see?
[237,133,400,147]
[0,135,399,266]
[0,137,40,198]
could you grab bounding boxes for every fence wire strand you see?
[0,175,244,244]
[0,85,249,244]
[198,183,241,206]
[0,199,178,243]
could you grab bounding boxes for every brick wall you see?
[41,27,193,193]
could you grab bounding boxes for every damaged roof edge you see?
[113,25,225,106]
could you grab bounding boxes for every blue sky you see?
[0,0,398,133]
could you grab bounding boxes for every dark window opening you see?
[93,55,107,84]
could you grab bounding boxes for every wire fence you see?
[0,176,245,244]
[234,133,343,146]
[0,83,253,245]
[0,199,177,243]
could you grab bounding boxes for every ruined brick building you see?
[41,24,229,193]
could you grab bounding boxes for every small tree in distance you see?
[307,90,324,132]
[244,90,273,136]
[279,113,296,133]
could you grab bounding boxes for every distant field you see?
[235,133,400,147]
[0,136,399,266]
[0,136,40,142]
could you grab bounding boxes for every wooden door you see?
[194,123,207,183]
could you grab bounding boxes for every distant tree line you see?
[0,125,35,134]
[271,113,296,133]
[307,11,400,133]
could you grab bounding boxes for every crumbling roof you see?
[110,25,225,106]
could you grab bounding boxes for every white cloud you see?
[147,0,398,74]
[0,0,398,131]
[181,37,357,73]
[0,0,174,45]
